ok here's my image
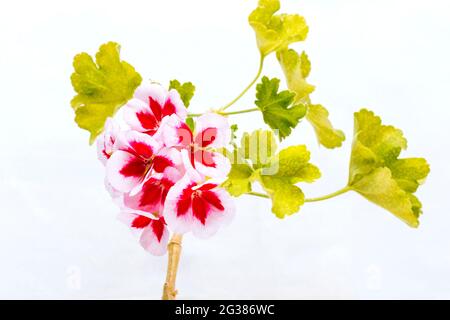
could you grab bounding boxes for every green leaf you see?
[276,48,315,104]
[185,116,195,132]
[169,79,195,108]
[255,76,307,140]
[249,0,309,57]
[260,176,305,218]
[306,104,345,149]
[348,109,430,227]
[71,42,142,144]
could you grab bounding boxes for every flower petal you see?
[139,219,169,256]
[159,114,193,148]
[166,88,188,120]
[106,150,146,192]
[194,113,231,148]
[194,151,231,180]
[124,176,175,214]
[134,82,167,111]
[115,130,161,156]
[123,98,159,134]
[191,188,235,239]
[163,174,196,235]
[96,118,120,165]
[180,149,204,182]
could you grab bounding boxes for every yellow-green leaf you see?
[351,168,419,227]
[249,0,309,57]
[348,109,430,227]
[307,104,345,149]
[260,176,305,218]
[70,42,142,144]
[222,163,254,197]
[264,145,321,183]
[276,48,315,104]
[277,48,344,149]
[222,129,321,218]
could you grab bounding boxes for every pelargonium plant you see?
[70,0,430,299]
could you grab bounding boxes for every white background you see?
[1,0,449,299]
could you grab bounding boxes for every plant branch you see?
[162,233,183,300]
[219,55,264,112]
[245,186,351,203]
[304,186,351,202]
[188,107,259,118]
[246,191,269,198]
[220,108,260,116]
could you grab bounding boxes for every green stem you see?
[187,112,203,117]
[245,186,351,203]
[219,55,264,112]
[246,191,269,198]
[188,107,259,118]
[303,186,351,203]
[220,108,259,116]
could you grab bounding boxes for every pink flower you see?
[123,82,187,136]
[97,118,120,165]
[123,174,176,215]
[106,130,180,193]
[161,113,231,179]
[118,213,169,256]
[163,174,235,238]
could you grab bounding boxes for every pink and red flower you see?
[96,82,236,255]
[164,175,235,238]
[161,113,231,179]
[123,83,187,136]
[106,130,180,193]
[118,213,169,256]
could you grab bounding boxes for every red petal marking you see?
[129,141,154,159]
[176,183,195,217]
[109,135,115,145]
[139,179,162,207]
[162,99,177,117]
[120,156,147,178]
[136,111,158,131]
[140,177,175,208]
[102,149,111,159]
[131,215,152,228]
[194,150,216,167]
[160,178,175,203]
[189,146,196,167]
[195,127,217,147]
[192,195,208,225]
[150,217,166,242]
[149,97,163,121]
[201,190,224,211]
[198,183,218,191]
[177,122,193,146]
[152,155,173,173]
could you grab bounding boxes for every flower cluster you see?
[97,83,235,255]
